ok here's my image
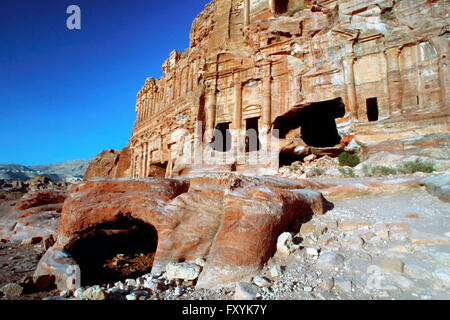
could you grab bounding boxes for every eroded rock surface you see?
[83,146,131,180]
[35,176,329,290]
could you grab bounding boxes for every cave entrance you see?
[275,0,290,14]
[213,122,232,152]
[366,97,379,122]
[148,162,167,178]
[273,97,345,148]
[245,117,261,152]
[67,219,158,286]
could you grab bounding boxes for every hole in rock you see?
[245,117,261,152]
[213,122,232,152]
[67,219,158,286]
[279,153,305,167]
[273,97,345,148]
[275,0,290,14]
[366,97,379,122]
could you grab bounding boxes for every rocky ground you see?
[0,172,448,301]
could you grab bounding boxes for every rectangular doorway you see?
[366,97,379,122]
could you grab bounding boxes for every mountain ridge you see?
[0,159,91,182]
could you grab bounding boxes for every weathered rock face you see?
[35,176,329,290]
[0,190,67,241]
[128,0,449,178]
[83,146,131,180]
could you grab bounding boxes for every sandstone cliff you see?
[127,0,449,179]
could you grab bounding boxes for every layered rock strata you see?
[127,0,449,178]
[35,176,328,290]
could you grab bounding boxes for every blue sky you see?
[0,0,210,166]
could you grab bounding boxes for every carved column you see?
[430,36,449,110]
[137,101,142,122]
[385,47,403,115]
[147,91,151,118]
[135,101,139,123]
[244,0,250,26]
[204,79,217,142]
[131,150,135,179]
[268,0,275,13]
[233,72,243,154]
[262,62,272,132]
[144,95,148,120]
[143,142,148,177]
[343,53,358,120]
[233,72,242,131]
[151,90,156,116]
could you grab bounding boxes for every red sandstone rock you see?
[127,0,449,179]
[35,176,329,290]
[83,146,131,180]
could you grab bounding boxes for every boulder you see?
[234,282,259,300]
[34,176,329,290]
[83,146,131,180]
[422,174,450,202]
[0,283,23,298]
[0,189,67,241]
[165,262,201,281]
[317,252,345,271]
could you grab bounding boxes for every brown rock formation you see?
[35,176,329,290]
[127,0,449,178]
[83,146,131,180]
[0,190,67,241]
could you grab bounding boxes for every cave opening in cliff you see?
[245,117,261,152]
[366,97,379,122]
[274,97,345,148]
[275,0,290,14]
[66,219,158,286]
[213,122,232,152]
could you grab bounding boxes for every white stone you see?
[60,289,71,298]
[173,287,183,296]
[277,232,299,255]
[269,265,283,278]
[234,282,259,300]
[433,267,450,288]
[74,288,84,298]
[194,257,206,267]
[143,280,159,291]
[166,262,201,281]
[125,293,137,300]
[306,248,319,256]
[347,236,365,250]
[335,281,352,293]
[125,279,137,286]
[253,276,271,288]
[390,274,413,289]
[317,252,345,270]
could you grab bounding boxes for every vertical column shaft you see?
[385,47,403,114]
[268,0,275,13]
[262,63,272,131]
[244,0,250,26]
[233,72,242,131]
[344,53,358,119]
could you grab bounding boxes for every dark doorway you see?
[273,97,345,148]
[366,97,379,122]
[275,0,290,14]
[67,219,158,286]
[213,122,232,152]
[245,117,261,152]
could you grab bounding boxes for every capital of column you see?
[385,46,401,59]
[261,62,272,79]
[344,53,356,64]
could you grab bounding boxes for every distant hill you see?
[0,159,91,182]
